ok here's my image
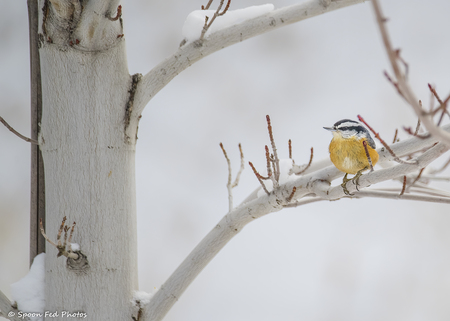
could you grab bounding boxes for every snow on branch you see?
[133,0,367,116]
[182,2,272,44]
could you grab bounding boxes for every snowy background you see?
[2,0,450,320]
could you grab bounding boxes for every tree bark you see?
[37,0,139,319]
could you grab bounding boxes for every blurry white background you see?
[1,0,450,320]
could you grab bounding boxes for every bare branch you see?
[40,217,79,259]
[265,145,272,181]
[414,118,421,136]
[392,128,399,143]
[218,0,231,16]
[358,115,416,165]
[294,148,314,176]
[56,216,67,246]
[231,143,244,188]
[320,141,449,199]
[200,0,230,41]
[39,218,57,248]
[134,0,367,116]
[407,167,425,192]
[144,125,450,321]
[384,71,406,100]
[249,161,270,195]
[403,126,430,139]
[220,143,233,211]
[0,116,38,144]
[362,141,374,172]
[354,190,450,204]
[286,186,297,203]
[266,115,280,183]
[201,0,214,10]
[288,139,293,161]
[399,176,407,196]
[371,0,450,143]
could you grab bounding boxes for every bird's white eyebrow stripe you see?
[336,121,361,128]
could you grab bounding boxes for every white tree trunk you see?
[37,0,139,319]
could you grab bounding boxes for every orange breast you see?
[329,135,378,174]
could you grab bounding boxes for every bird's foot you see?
[341,173,354,196]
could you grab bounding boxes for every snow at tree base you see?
[10,253,45,321]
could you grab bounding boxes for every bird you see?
[324,119,379,195]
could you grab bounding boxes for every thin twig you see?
[399,176,407,196]
[249,161,270,195]
[408,168,425,189]
[395,49,409,79]
[40,217,79,259]
[220,143,233,211]
[39,218,57,247]
[68,222,76,252]
[438,97,450,126]
[392,128,398,143]
[56,216,67,246]
[232,143,244,188]
[428,83,444,105]
[403,126,430,139]
[414,118,421,136]
[362,141,374,172]
[265,145,272,180]
[372,0,450,144]
[63,226,69,249]
[266,115,280,183]
[200,0,231,41]
[358,115,416,164]
[288,139,293,161]
[429,88,435,112]
[384,71,405,99]
[283,197,324,208]
[295,147,314,175]
[218,0,231,16]
[427,84,450,125]
[0,116,39,144]
[201,0,214,10]
[68,222,76,244]
[286,186,296,203]
[355,190,450,204]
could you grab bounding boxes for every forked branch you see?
[220,143,245,211]
[40,217,79,259]
[200,0,231,41]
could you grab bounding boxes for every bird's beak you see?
[323,126,335,131]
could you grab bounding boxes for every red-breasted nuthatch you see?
[324,119,379,195]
